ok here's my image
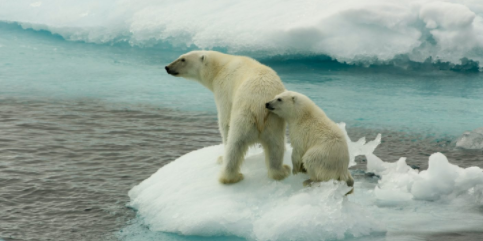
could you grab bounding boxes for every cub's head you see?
[265,91,302,119]
[165,51,206,79]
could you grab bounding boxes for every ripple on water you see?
[0,98,220,241]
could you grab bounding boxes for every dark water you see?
[348,128,483,171]
[0,98,481,241]
[0,98,219,241]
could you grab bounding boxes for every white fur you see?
[166,51,290,184]
[266,91,354,190]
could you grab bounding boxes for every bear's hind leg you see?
[302,147,339,185]
[261,140,291,180]
[260,117,290,181]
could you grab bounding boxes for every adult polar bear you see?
[165,51,291,184]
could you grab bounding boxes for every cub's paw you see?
[269,165,291,180]
[292,163,307,175]
[300,163,307,173]
[303,179,314,187]
[216,156,223,165]
[219,172,244,184]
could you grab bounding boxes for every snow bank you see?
[127,123,483,240]
[1,0,483,67]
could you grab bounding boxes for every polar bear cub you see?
[266,91,354,191]
[165,51,290,184]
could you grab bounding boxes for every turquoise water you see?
[1,22,482,136]
[0,22,209,109]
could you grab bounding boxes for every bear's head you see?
[165,51,206,79]
[266,91,308,120]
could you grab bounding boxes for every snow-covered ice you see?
[1,0,483,67]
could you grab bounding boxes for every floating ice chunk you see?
[128,142,382,240]
[373,152,483,202]
[337,125,483,203]
[373,157,420,202]
[336,125,483,203]
[412,152,483,201]
[456,127,483,150]
[412,153,460,200]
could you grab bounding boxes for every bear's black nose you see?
[165,66,170,72]
[266,102,275,110]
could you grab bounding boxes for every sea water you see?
[1,1,483,241]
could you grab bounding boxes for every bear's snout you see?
[265,102,274,110]
[165,66,178,76]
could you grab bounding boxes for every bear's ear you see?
[201,55,205,62]
[292,96,296,103]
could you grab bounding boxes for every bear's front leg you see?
[260,116,290,181]
[219,121,229,145]
[215,99,230,144]
[219,171,244,184]
[219,142,246,184]
[216,123,229,164]
[215,101,230,164]
[218,119,255,184]
[216,103,230,164]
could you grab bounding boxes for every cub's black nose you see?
[165,66,170,72]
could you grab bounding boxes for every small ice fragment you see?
[456,127,483,150]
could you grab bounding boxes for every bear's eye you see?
[277,98,282,102]
[181,58,185,62]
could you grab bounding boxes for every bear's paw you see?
[268,165,291,180]
[219,171,244,184]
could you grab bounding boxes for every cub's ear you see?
[292,96,296,102]
[201,55,205,62]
